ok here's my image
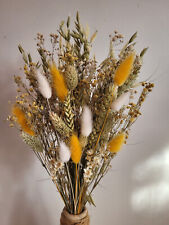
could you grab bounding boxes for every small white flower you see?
[86,161,93,169]
[93,156,102,165]
[84,167,93,183]
[54,161,64,171]
[87,149,94,156]
[84,177,91,183]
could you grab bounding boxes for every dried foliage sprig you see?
[8,12,154,214]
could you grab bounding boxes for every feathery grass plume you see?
[59,141,71,163]
[21,132,43,152]
[111,92,130,111]
[70,134,82,164]
[114,52,135,86]
[36,70,52,99]
[50,63,68,101]
[81,105,93,137]
[49,111,70,138]
[12,105,35,136]
[107,133,126,153]
[64,65,78,90]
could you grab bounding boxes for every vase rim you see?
[62,207,88,220]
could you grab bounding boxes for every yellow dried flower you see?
[12,105,35,136]
[27,112,32,118]
[50,63,68,101]
[114,52,135,86]
[107,133,126,153]
[130,117,136,123]
[70,134,82,164]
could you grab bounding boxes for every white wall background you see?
[0,0,169,224]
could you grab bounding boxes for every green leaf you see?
[67,16,70,28]
[28,53,32,63]
[18,44,24,54]
[76,11,80,23]
[128,32,137,44]
[22,52,28,64]
[140,47,148,58]
[86,194,96,207]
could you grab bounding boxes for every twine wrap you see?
[60,207,90,225]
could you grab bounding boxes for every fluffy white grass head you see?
[81,105,93,137]
[36,70,52,99]
[59,141,71,163]
[111,92,130,111]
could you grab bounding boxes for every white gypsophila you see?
[99,145,107,157]
[87,149,94,156]
[111,92,130,111]
[59,141,71,163]
[54,161,64,171]
[49,159,64,176]
[81,105,93,137]
[93,156,102,166]
[84,167,92,183]
[49,164,56,176]
[86,161,93,169]
[36,70,52,99]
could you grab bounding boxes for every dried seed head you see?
[64,65,78,90]
[49,111,70,138]
[21,132,43,152]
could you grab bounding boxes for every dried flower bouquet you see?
[8,12,154,218]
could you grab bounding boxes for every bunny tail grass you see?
[70,134,82,164]
[114,52,135,86]
[50,63,68,101]
[108,133,126,153]
[12,105,35,136]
